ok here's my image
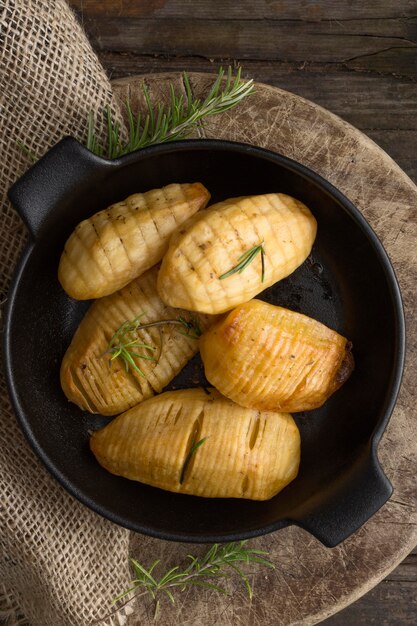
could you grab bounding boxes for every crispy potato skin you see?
[157,193,317,314]
[58,182,210,300]
[199,300,354,412]
[60,266,215,416]
[90,388,300,500]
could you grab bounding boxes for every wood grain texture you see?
[110,72,417,626]
[68,1,417,20]
[67,18,417,65]
[69,1,417,78]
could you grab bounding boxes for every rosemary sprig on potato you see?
[106,314,203,376]
[219,241,265,282]
[179,436,208,485]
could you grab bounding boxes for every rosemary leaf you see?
[17,67,254,165]
[219,241,265,282]
[179,436,208,484]
[90,541,274,625]
[87,66,254,159]
[105,314,202,376]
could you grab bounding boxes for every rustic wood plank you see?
[366,131,417,184]
[68,0,417,21]
[323,580,417,625]
[68,16,417,77]
[99,54,417,133]
[385,551,417,582]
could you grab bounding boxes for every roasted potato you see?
[90,388,300,500]
[157,193,317,314]
[60,266,214,415]
[199,300,354,412]
[58,182,210,299]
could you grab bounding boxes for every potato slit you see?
[69,367,98,413]
[148,197,165,240]
[163,403,180,425]
[173,406,183,425]
[162,184,184,227]
[286,358,317,406]
[180,409,204,485]
[199,218,237,303]
[244,196,283,256]
[125,201,154,260]
[231,201,264,254]
[73,228,110,280]
[241,474,250,496]
[183,229,221,305]
[91,220,115,272]
[260,418,268,444]
[248,414,261,450]
[112,353,150,398]
[106,217,134,269]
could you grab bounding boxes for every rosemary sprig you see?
[17,67,254,164]
[86,67,254,159]
[91,541,274,624]
[175,315,202,340]
[105,314,202,375]
[219,241,265,282]
[179,436,208,484]
[106,315,156,378]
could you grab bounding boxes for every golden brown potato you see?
[58,182,210,299]
[157,193,317,314]
[90,388,300,500]
[199,300,354,412]
[60,266,214,416]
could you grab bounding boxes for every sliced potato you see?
[90,388,300,500]
[157,193,317,314]
[199,300,354,412]
[58,182,210,299]
[60,266,214,416]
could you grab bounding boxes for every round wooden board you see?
[111,73,417,626]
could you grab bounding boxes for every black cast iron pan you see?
[4,138,405,547]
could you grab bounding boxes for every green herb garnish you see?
[18,67,254,164]
[90,541,274,624]
[106,314,202,375]
[179,436,208,484]
[219,241,265,282]
[106,315,156,378]
[87,67,254,159]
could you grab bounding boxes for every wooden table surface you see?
[68,2,417,624]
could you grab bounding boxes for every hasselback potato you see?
[60,266,214,415]
[90,388,300,500]
[157,193,317,314]
[58,182,210,299]
[199,300,354,412]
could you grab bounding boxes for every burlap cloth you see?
[0,2,132,624]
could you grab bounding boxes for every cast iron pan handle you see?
[8,137,113,239]
[293,452,392,547]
